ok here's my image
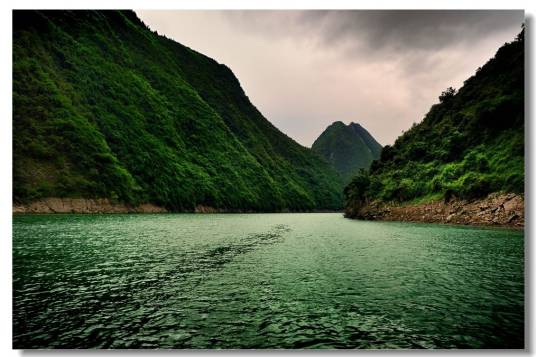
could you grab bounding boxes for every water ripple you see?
[13,214,523,349]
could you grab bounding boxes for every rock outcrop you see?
[345,192,524,228]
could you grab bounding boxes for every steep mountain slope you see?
[345,29,524,214]
[312,121,382,182]
[13,10,343,211]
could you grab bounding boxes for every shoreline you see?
[13,194,525,230]
[345,192,524,228]
[12,198,168,214]
[12,198,342,215]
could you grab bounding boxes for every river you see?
[13,213,524,349]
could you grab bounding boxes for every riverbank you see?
[345,192,524,228]
[12,198,341,214]
[12,198,167,214]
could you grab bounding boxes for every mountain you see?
[312,121,382,182]
[344,29,524,213]
[13,10,343,211]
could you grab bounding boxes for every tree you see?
[344,169,370,209]
[439,87,457,103]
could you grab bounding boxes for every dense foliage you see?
[312,122,382,183]
[13,10,344,211]
[345,29,524,210]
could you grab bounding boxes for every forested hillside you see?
[13,10,344,211]
[345,30,524,211]
[312,121,382,183]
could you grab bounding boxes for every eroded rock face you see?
[347,193,524,228]
[13,198,167,214]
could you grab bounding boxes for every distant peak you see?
[312,120,382,182]
[329,121,364,130]
[330,121,345,127]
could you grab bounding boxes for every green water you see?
[13,213,524,349]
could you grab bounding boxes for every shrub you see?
[458,173,494,199]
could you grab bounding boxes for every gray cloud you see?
[225,10,523,61]
[300,10,522,51]
[136,10,524,146]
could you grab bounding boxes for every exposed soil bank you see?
[345,192,524,228]
[13,199,341,214]
[13,198,167,214]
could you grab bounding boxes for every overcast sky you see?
[136,10,523,147]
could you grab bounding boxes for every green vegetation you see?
[345,29,524,211]
[13,10,343,211]
[312,121,382,183]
